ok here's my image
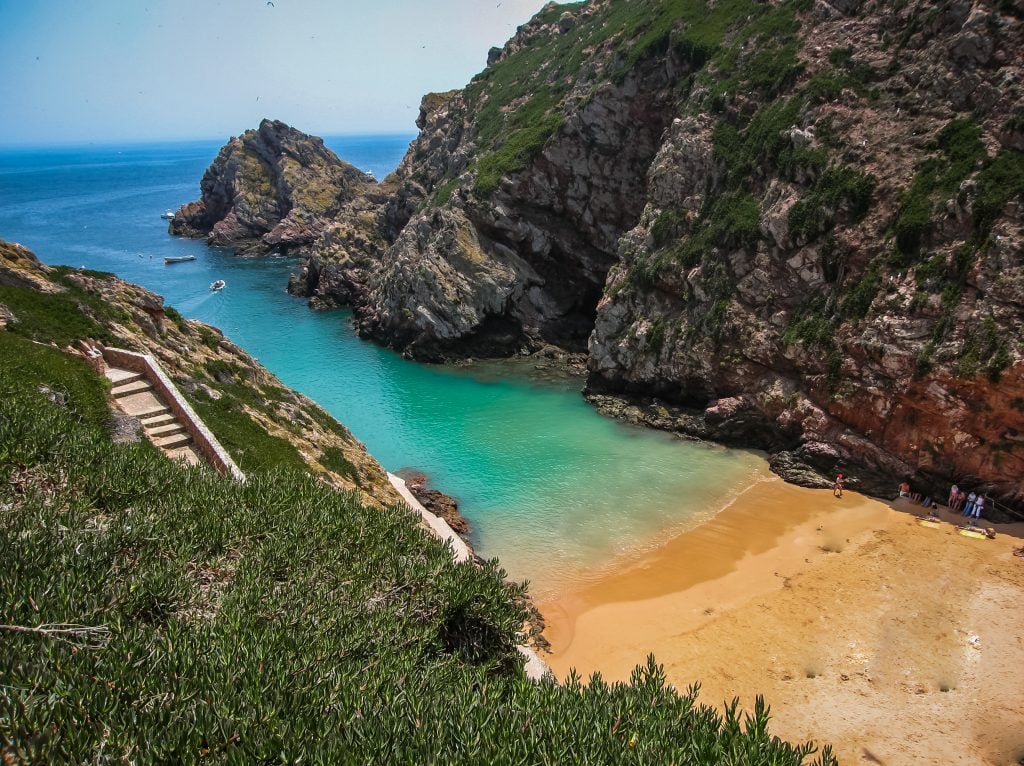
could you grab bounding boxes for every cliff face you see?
[582,0,1024,507]
[170,119,375,255]
[0,240,399,508]
[291,3,686,357]
[179,0,1024,510]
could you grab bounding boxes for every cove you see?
[0,137,766,596]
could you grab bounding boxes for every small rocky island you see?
[172,0,1024,513]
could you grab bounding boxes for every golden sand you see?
[539,477,1024,766]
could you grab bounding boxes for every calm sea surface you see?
[0,136,766,595]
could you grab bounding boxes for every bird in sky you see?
[266,1,274,6]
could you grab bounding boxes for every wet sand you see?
[539,478,1024,765]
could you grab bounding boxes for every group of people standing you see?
[948,485,987,520]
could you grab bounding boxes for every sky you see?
[0,0,552,145]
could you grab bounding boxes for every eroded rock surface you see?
[170,119,374,255]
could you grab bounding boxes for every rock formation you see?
[170,119,375,255]
[177,0,1024,513]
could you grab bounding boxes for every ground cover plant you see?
[0,335,836,764]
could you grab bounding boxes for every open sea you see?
[0,135,767,596]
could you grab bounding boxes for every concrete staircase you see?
[106,366,201,466]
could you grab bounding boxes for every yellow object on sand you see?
[916,518,942,528]
[958,527,989,539]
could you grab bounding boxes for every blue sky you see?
[0,0,550,145]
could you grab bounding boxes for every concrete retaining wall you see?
[102,347,246,482]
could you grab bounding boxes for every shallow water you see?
[0,136,767,595]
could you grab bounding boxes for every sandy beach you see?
[539,477,1024,766]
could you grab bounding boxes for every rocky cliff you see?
[177,0,1024,512]
[0,239,398,507]
[169,119,375,255]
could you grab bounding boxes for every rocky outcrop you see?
[402,471,472,538]
[170,119,375,255]
[288,2,683,359]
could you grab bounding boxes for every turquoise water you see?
[0,137,766,595]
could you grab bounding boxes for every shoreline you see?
[538,477,1024,765]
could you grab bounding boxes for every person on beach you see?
[948,484,959,508]
[898,480,911,498]
[834,473,844,498]
[972,494,985,521]
[963,491,977,517]
[951,488,965,513]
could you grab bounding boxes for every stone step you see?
[139,412,176,428]
[153,432,192,450]
[166,445,202,467]
[119,392,171,419]
[111,379,153,398]
[106,368,145,386]
[147,421,186,438]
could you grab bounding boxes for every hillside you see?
[176,0,1024,510]
[0,239,396,506]
[0,245,836,762]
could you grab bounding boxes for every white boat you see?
[164,255,196,265]
[210,280,226,291]
[160,210,175,220]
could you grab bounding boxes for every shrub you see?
[789,166,876,242]
[186,387,308,475]
[321,445,359,481]
[841,258,881,320]
[651,208,687,247]
[973,149,1024,234]
[893,117,987,255]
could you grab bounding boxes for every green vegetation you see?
[0,333,110,430]
[788,166,876,242]
[840,258,882,320]
[678,192,761,267]
[973,149,1024,234]
[196,325,222,349]
[646,317,668,355]
[0,332,837,764]
[713,97,802,182]
[802,47,877,103]
[432,177,460,206]
[163,304,189,332]
[0,283,118,347]
[955,316,1011,382]
[186,386,309,475]
[893,118,987,256]
[321,445,359,481]
[468,0,811,195]
[783,312,835,348]
[629,191,760,290]
[474,110,565,196]
[651,208,687,247]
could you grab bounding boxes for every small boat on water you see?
[164,255,196,265]
[210,279,226,291]
[160,210,175,220]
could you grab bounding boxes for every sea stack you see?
[170,118,375,255]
